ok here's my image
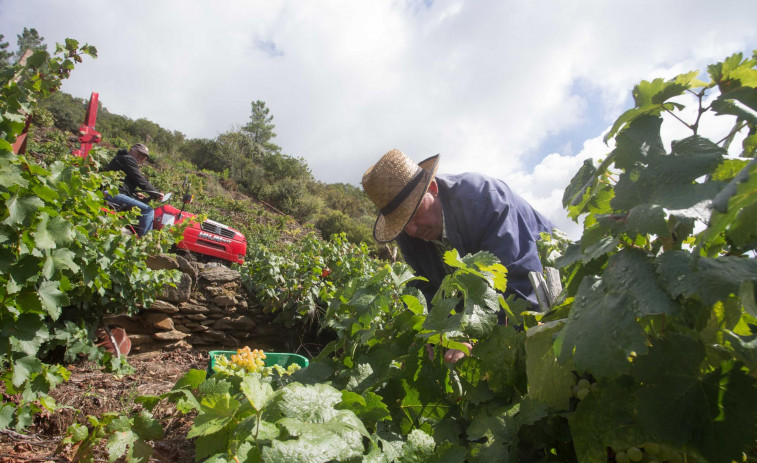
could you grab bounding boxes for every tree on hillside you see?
[243,100,280,154]
[0,34,12,68]
[15,27,46,60]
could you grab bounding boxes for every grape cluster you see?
[231,346,266,372]
[212,347,302,379]
[213,347,266,376]
[571,377,597,400]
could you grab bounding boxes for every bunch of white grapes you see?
[213,347,301,378]
[571,378,597,400]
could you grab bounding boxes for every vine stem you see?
[715,120,748,146]
[664,107,694,132]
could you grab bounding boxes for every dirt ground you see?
[0,348,210,463]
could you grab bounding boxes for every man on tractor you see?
[103,143,163,236]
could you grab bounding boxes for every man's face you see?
[403,181,443,241]
[133,152,148,165]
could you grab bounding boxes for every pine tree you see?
[0,34,12,68]
[15,27,47,61]
[242,100,281,154]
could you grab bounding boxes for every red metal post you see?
[71,92,102,158]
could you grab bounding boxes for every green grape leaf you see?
[4,314,49,356]
[612,135,725,211]
[0,162,28,189]
[622,203,670,237]
[611,114,665,170]
[3,193,44,226]
[241,375,275,412]
[172,368,206,391]
[12,355,42,388]
[266,410,367,462]
[42,248,80,279]
[569,377,647,462]
[193,428,231,461]
[656,251,757,306]
[556,277,648,378]
[427,441,467,463]
[132,410,163,441]
[631,333,713,444]
[472,325,525,393]
[38,279,67,320]
[563,159,597,209]
[10,254,42,287]
[466,401,522,456]
[276,382,342,422]
[33,213,56,250]
[700,157,757,250]
[187,393,239,438]
[106,429,138,462]
[723,331,757,369]
[0,403,15,431]
[603,248,677,317]
[695,363,757,463]
[525,320,575,411]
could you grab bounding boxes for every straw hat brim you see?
[373,154,439,243]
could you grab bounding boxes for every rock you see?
[160,273,193,303]
[148,300,179,314]
[200,266,240,284]
[192,324,209,332]
[206,304,226,314]
[213,295,237,307]
[126,334,156,347]
[186,314,208,321]
[178,302,209,314]
[163,339,192,351]
[102,315,150,334]
[212,315,255,331]
[175,325,193,334]
[176,254,198,283]
[146,254,180,271]
[205,286,226,297]
[153,330,190,341]
[203,329,236,342]
[144,312,174,330]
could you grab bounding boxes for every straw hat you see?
[361,149,439,243]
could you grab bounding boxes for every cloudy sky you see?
[1,0,755,238]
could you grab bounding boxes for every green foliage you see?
[0,34,12,69]
[555,51,757,462]
[243,100,280,154]
[0,37,182,433]
[239,232,381,327]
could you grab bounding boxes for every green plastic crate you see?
[207,350,309,376]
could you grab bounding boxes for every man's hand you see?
[426,342,473,364]
[135,192,147,200]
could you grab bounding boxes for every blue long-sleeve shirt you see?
[396,172,554,310]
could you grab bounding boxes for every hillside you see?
[35,91,380,253]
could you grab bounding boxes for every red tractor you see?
[75,92,247,265]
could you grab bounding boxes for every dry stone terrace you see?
[103,254,294,354]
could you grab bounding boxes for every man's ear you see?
[428,179,438,195]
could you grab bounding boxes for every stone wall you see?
[103,254,293,354]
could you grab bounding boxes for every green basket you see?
[207,350,309,376]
